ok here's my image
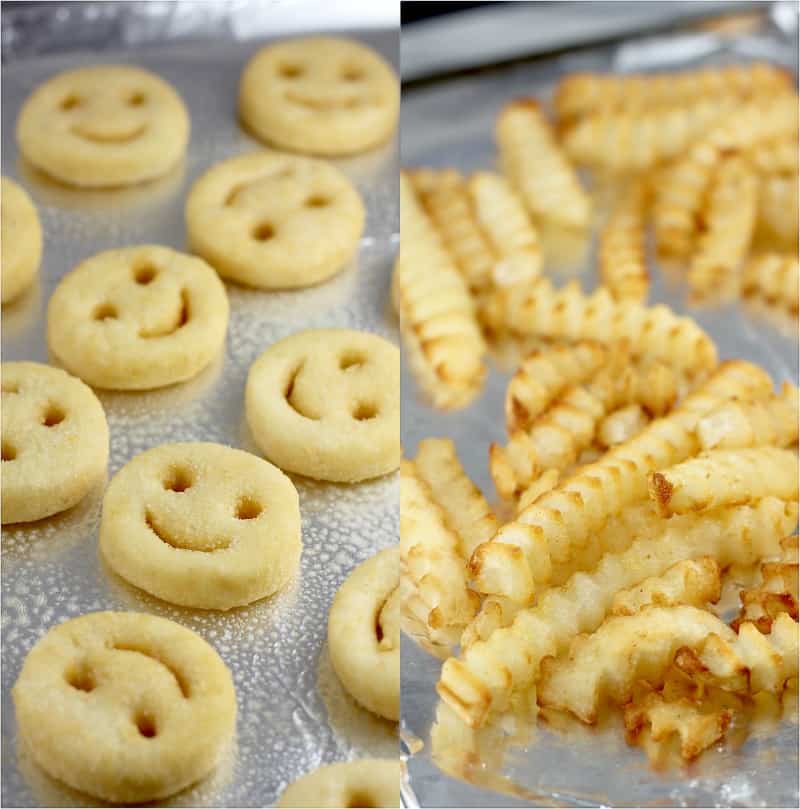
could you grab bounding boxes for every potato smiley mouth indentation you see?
[71,123,148,144]
[145,509,232,553]
[284,90,367,111]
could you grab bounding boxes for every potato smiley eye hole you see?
[252,222,275,242]
[352,402,378,421]
[342,67,365,82]
[340,351,365,371]
[163,467,193,493]
[42,404,66,427]
[235,496,263,520]
[128,91,146,106]
[93,302,118,321]
[305,195,330,208]
[2,441,17,462]
[60,95,81,110]
[134,264,158,285]
[135,712,157,738]
[279,64,304,79]
[65,664,95,693]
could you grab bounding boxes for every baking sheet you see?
[0,22,399,809]
[400,22,799,809]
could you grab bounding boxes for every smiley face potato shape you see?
[239,36,399,156]
[100,442,302,610]
[47,245,229,390]
[186,150,365,290]
[16,65,189,188]
[12,611,236,803]
[245,328,401,482]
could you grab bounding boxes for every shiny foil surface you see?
[400,20,799,809]
[1,20,399,809]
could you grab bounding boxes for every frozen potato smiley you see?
[239,37,399,156]
[16,65,189,188]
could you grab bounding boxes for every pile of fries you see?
[398,61,799,766]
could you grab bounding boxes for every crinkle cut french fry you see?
[492,358,679,500]
[649,447,798,517]
[611,558,721,616]
[472,361,772,602]
[496,99,591,229]
[599,179,649,302]
[548,501,663,586]
[439,498,796,728]
[742,253,799,313]
[516,469,561,514]
[688,156,758,296]
[597,404,649,449]
[400,460,478,642]
[538,606,736,723]
[471,505,662,640]
[460,595,522,650]
[505,341,608,433]
[484,276,718,377]
[677,612,799,695]
[696,381,799,450]
[731,554,798,633]
[653,94,798,258]
[414,438,498,559]
[623,682,733,760]
[562,96,738,173]
[395,173,486,409]
[553,63,792,121]
[468,171,543,288]
[653,147,719,260]
[410,168,496,296]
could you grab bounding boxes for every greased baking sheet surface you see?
[1,28,399,808]
[400,24,799,809]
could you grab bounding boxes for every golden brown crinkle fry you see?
[460,595,522,650]
[748,133,799,175]
[493,357,678,499]
[400,459,478,643]
[648,447,798,517]
[473,360,769,602]
[493,374,614,500]
[597,404,649,449]
[741,253,799,313]
[505,341,608,433]
[414,438,497,559]
[395,173,486,409]
[677,612,799,695]
[653,94,798,258]
[688,155,758,296]
[623,684,733,760]
[731,553,798,633]
[553,63,792,121]
[611,558,721,616]
[599,179,648,302]
[485,277,718,376]
[516,469,561,514]
[538,605,735,722]
[410,168,496,295]
[696,381,799,450]
[562,96,738,173]
[468,171,543,288]
[496,99,591,229]
[439,498,796,727]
